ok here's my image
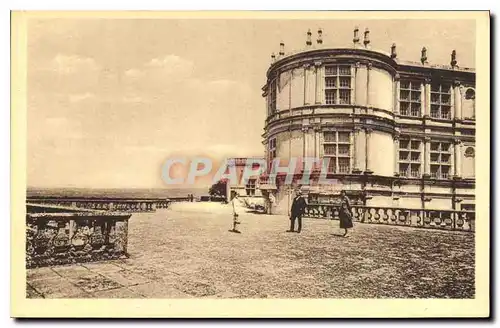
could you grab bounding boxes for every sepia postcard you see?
[11,10,490,318]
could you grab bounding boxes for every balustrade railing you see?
[26,197,169,212]
[304,204,475,232]
[26,211,131,268]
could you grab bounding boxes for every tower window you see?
[324,65,352,105]
[323,131,351,173]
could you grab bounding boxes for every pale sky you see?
[27,18,475,188]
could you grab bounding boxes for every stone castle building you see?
[261,27,476,213]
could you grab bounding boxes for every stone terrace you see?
[27,202,475,299]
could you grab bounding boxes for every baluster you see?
[381,208,388,224]
[469,212,475,231]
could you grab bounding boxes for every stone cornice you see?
[266,47,475,86]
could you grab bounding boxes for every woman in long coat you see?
[339,190,353,237]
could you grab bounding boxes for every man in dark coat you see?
[287,189,307,233]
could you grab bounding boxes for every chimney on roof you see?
[363,28,370,48]
[306,29,312,47]
[450,50,458,68]
[279,42,285,56]
[271,53,276,63]
[421,47,428,65]
[390,43,397,59]
[317,28,323,45]
[353,26,360,46]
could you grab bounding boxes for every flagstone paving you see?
[26,202,475,299]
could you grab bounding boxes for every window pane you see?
[338,144,349,155]
[400,90,410,101]
[430,165,439,178]
[410,164,420,177]
[411,82,421,91]
[400,102,409,116]
[399,163,409,177]
[325,89,336,104]
[338,66,351,75]
[339,77,350,88]
[430,153,439,162]
[431,105,440,118]
[324,144,336,155]
[399,151,409,161]
[441,107,451,119]
[411,91,421,102]
[325,77,337,88]
[327,158,336,172]
[338,158,350,173]
[410,152,420,161]
[338,132,350,142]
[441,143,450,152]
[325,66,337,76]
[339,90,351,104]
[400,81,410,89]
[441,94,451,104]
[324,132,336,142]
[411,140,420,150]
[441,166,450,179]
[411,104,421,117]
[399,140,410,149]
[431,143,440,151]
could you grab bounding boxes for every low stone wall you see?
[26,205,132,268]
[304,204,475,232]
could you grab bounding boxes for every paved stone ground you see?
[27,202,475,299]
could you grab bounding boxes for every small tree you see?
[209,180,227,199]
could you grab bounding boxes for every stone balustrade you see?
[26,204,132,268]
[304,204,475,232]
[26,196,170,212]
[155,200,171,209]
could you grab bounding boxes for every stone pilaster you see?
[352,127,362,173]
[454,81,462,120]
[303,63,310,106]
[424,78,431,118]
[423,136,431,178]
[454,139,462,178]
[450,140,455,177]
[394,73,400,115]
[301,126,308,159]
[393,133,400,176]
[365,127,373,174]
[314,61,322,104]
[313,124,322,160]
[366,62,372,107]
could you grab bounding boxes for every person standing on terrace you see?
[287,188,307,233]
[339,190,354,237]
[229,191,242,233]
